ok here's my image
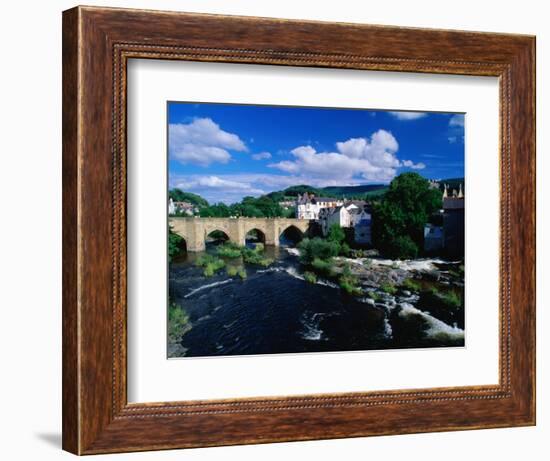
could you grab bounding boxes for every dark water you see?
[169,246,465,358]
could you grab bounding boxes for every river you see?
[168,244,465,358]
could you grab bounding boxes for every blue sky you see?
[168,102,464,204]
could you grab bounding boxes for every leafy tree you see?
[327,224,346,244]
[169,189,209,208]
[168,229,185,262]
[298,238,341,265]
[199,203,232,217]
[372,172,442,259]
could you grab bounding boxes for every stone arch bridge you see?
[169,217,311,252]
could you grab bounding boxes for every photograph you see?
[167,102,466,358]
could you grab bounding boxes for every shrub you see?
[424,285,463,309]
[340,279,362,295]
[226,265,238,276]
[298,238,340,264]
[241,247,273,266]
[339,264,362,295]
[368,290,381,301]
[311,257,336,277]
[304,271,317,284]
[237,267,247,279]
[327,224,346,244]
[217,243,242,259]
[194,254,214,267]
[168,229,185,262]
[380,282,397,295]
[439,290,462,308]
[195,254,225,276]
[340,242,351,257]
[168,301,191,342]
[402,278,422,292]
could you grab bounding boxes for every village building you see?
[278,200,295,209]
[352,206,372,245]
[295,193,343,220]
[424,183,464,257]
[442,183,464,257]
[168,198,198,216]
[317,201,372,245]
[424,223,444,252]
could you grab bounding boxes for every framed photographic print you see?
[62,6,535,455]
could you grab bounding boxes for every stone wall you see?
[169,217,311,252]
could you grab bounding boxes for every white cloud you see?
[169,118,247,166]
[269,129,421,183]
[402,160,426,170]
[252,151,272,160]
[389,111,428,121]
[171,175,265,203]
[449,114,465,127]
[169,173,373,204]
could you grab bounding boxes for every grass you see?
[304,271,317,284]
[216,243,243,259]
[380,282,397,295]
[438,290,462,308]
[402,278,422,292]
[368,291,381,301]
[311,257,336,277]
[168,301,191,342]
[195,254,226,277]
[201,243,274,272]
[227,265,247,279]
[339,264,362,295]
[241,247,273,267]
[427,285,463,309]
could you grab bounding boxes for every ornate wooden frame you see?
[62,5,536,455]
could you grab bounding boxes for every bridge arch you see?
[279,224,305,246]
[244,227,266,245]
[205,228,231,245]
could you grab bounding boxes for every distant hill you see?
[321,184,388,197]
[266,184,388,201]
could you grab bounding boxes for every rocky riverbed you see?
[168,246,465,358]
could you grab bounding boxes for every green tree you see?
[199,202,232,217]
[168,228,185,262]
[327,224,346,244]
[372,172,442,259]
[169,189,209,208]
[298,238,341,265]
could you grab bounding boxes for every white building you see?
[295,193,343,220]
[168,199,198,216]
[168,197,176,215]
[319,206,351,235]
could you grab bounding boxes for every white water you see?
[300,312,325,341]
[285,247,301,257]
[184,278,233,298]
[383,318,393,339]
[368,257,458,273]
[398,303,464,341]
[259,264,339,289]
